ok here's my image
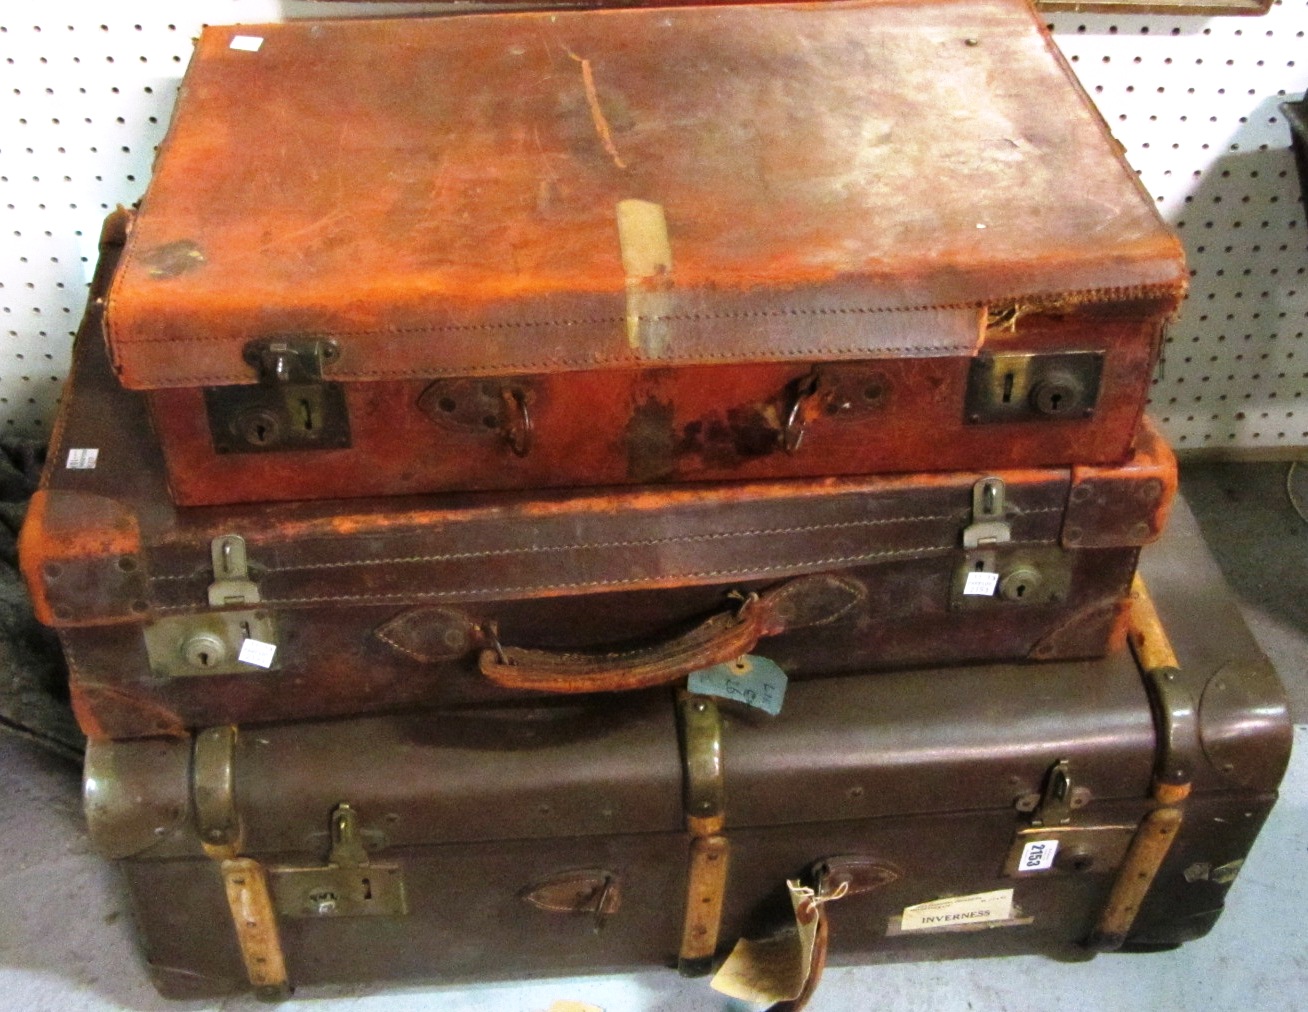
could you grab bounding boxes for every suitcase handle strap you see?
[477,574,863,694]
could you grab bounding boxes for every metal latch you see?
[962,477,1011,548]
[204,337,351,454]
[1005,760,1134,877]
[142,535,278,678]
[1019,759,1079,827]
[269,803,408,918]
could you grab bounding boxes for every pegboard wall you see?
[3,0,1308,455]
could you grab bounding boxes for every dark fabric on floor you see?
[0,438,81,761]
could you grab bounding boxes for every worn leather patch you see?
[373,607,482,663]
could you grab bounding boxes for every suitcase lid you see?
[103,0,1185,391]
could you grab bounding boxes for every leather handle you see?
[480,596,769,694]
[478,574,864,695]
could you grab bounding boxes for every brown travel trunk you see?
[22,216,1176,741]
[104,0,1185,506]
[83,498,1291,1001]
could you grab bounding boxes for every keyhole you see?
[253,423,269,444]
[1014,583,1027,598]
[298,398,315,432]
[1001,372,1015,404]
[198,651,211,666]
[974,560,986,572]
[1048,392,1063,412]
[361,877,372,900]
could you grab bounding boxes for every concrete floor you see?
[1,463,1306,1012]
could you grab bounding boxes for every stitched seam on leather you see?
[373,626,439,663]
[107,279,1183,356]
[144,507,1063,579]
[149,540,1053,611]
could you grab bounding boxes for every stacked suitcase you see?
[18,1,1292,1005]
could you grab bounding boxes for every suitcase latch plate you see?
[142,535,279,678]
[205,338,351,454]
[269,804,408,918]
[965,350,1104,424]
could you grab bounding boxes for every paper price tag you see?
[1018,839,1059,873]
[66,448,99,470]
[687,655,787,716]
[899,889,1014,933]
[230,35,264,52]
[238,639,277,669]
[963,570,1000,596]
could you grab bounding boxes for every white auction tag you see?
[1018,839,1060,872]
[238,638,277,669]
[66,448,99,470]
[963,570,1000,596]
[899,889,1014,933]
[230,35,264,52]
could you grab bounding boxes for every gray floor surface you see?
[1,463,1306,1012]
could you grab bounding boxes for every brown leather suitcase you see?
[83,502,1291,1002]
[105,0,1185,506]
[22,216,1176,740]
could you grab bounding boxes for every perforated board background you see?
[3,0,1308,454]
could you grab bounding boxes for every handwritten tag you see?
[711,879,818,1003]
[687,655,787,716]
[963,570,1000,596]
[238,638,277,669]
[66,448,99,470]
[229,35,264,52]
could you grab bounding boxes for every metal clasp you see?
[962,476,1012,548]
[781,371,823,453]
[268,803,408,918]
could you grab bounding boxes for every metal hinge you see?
[204,337,351,454]
[268,803,408,918]
[142,535,278,678]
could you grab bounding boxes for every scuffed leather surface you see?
[106,1,1184,389]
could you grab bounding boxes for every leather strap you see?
[478,574,861,694]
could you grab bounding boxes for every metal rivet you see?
[116,555,138,573]
[43,562,62,580]
[693,701,707,713]
[965,37,979,45]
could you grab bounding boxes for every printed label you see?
[66,448,99,470]
[899,889,1014,933]
[963,570,1000,596]
[687,655,788,716]
[1018,839,1060,873]
[230,35,264,52]
[238,638,277,669]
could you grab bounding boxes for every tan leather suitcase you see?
[23,216,1176,740]
[104,0,1185,505]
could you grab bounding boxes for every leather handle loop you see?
[477,573,864,695]
[479,595,767,694]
